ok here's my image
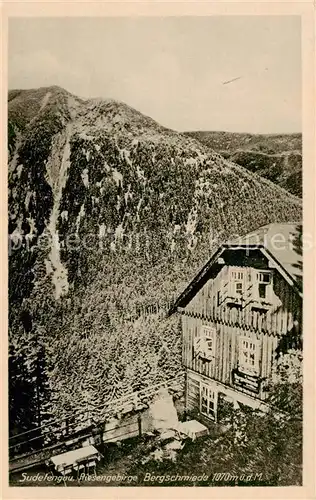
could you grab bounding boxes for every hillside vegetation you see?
[8,86,302,439]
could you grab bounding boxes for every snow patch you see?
[113,168,123,186]
[61,210,68,222]
[185,207,198,235]
[124,184,133,204]
[136,198,143,221]
[10,223,23,246]
[116,195,121,212]
[39,91,52,112]
[46,127,72,300]
[104,161,111,173]
[81,168,89,188]
[113,113,124,124]
[24,191,32,211]
[187,234,198,251]
[52,267,69,299]
[114,223,124,241]
[136,165,145,180]
[17,164,23,178]
[75,204,86,234]
[185,158,197,167]
[79,131,94,141]
[95,144,101,152]
[99,223,106,239]
[25,217,37,243]
[119,148,132,167]
[45,259,53,276]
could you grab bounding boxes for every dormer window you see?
[249,270,273,309]
[257,271,272,300]
[226,268,245,306]
[257,272,271,284]
[232,270,244,281]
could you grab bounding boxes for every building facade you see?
[170,223,303,423]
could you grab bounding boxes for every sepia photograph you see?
[6,13,308,490]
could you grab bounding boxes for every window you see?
[200,382,218,420]
[230,269,244,300]
[194,326,216,360]
[232,270,244,280]
[257,272,271,284]
[217,291,221,306]
[238,336,260,376]
[256,271,272,302]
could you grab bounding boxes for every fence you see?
[9,372,185,472]
[123,297,176,321]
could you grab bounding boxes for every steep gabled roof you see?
[169,222,302,315]
[228,223,302,288]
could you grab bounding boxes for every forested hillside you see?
[8,86,302,439]
[184,131,302,197]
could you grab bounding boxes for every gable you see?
[170,236,302,316]
[229,223,303,292]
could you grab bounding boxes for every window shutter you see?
[238,337,249,373]
[201,326,216,359]
[194,326,217,361]
[194,337,202,355]
[238,335,260,376]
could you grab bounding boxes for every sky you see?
[8,16,301,133]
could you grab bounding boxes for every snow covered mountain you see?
[8,85,302,434]
[9,86,302,303]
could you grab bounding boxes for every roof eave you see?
[167,245,226,315]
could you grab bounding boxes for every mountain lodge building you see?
[170,223,303,423]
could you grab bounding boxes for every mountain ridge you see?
[184,130,302,197]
